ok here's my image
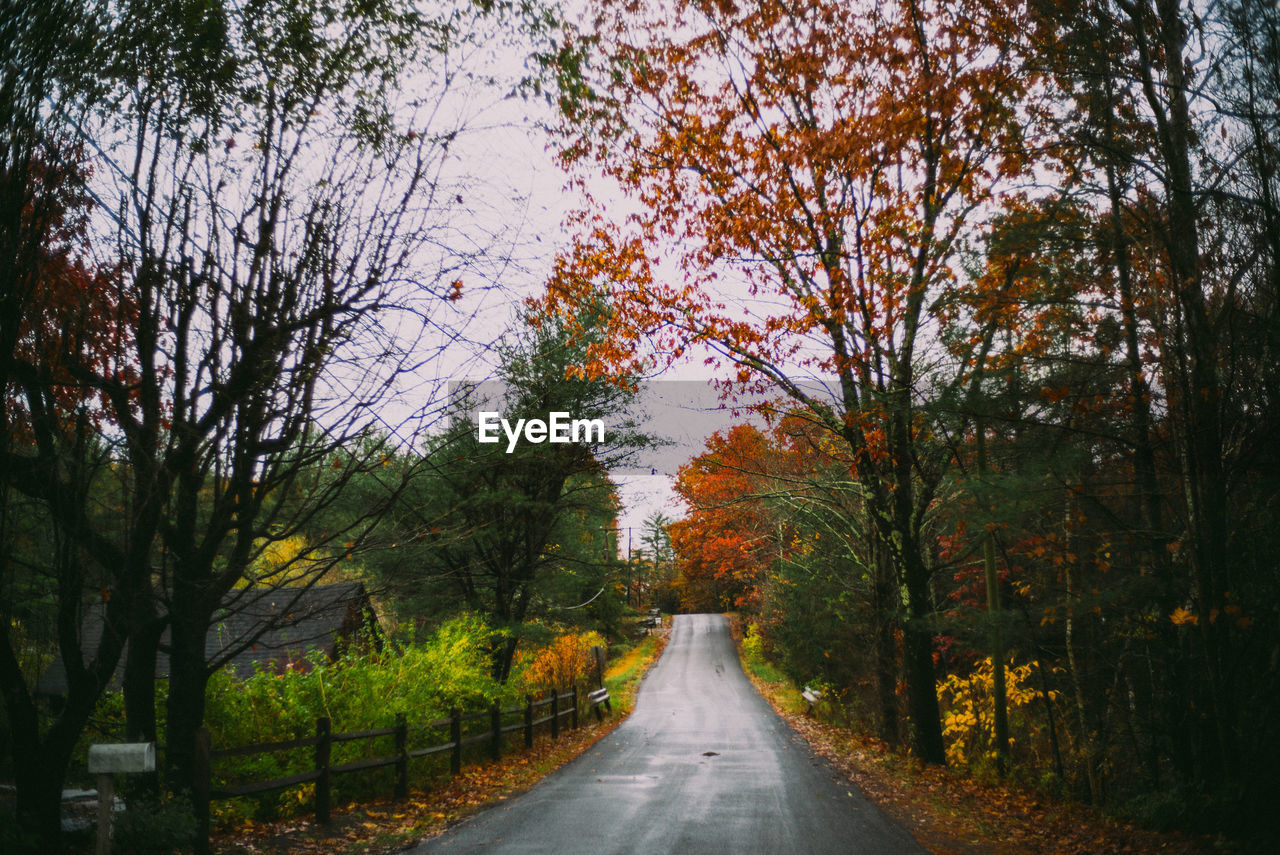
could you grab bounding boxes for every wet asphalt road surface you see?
[411,613,926,854]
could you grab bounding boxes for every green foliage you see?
[1118,788,1194,833]
[196,614,508,819]
[70,685,129,785]
[207,615,502,731]
[740,623,787,684]
[354,304,651,676]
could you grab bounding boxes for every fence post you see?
[524,695,534,749]
[571,685,579,730]
[590,645,605,689]
[549,687,559,740]
[394,713,408,800]
[315,717,331,825]
[449,708,462,776]
[193,728,211,855]
[489,701,501,762]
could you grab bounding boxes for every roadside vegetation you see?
[733,618,1241,855]
[206,621,667,855]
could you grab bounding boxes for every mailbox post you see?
[590,644,606,688]
[88,742,155,855]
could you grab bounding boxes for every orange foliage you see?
[666,420,847,613]
[668,425,779,611]
[544,0,1039,394]
[518,631,606,691]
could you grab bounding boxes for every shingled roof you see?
[36,582,380,697]
[207,581,379,676]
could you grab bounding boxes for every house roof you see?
[36,582,379,696]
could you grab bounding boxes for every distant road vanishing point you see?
[412,613,926,855]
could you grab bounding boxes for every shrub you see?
[937,656,1060,771]
[515,630,606,692]
[81,613,544,824]
[198,612,509,819]
[741,622,765,662]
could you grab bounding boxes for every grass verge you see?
[603,628,667,713]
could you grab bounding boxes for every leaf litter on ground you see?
[741,655,1240,855]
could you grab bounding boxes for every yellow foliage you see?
[239,535,325,588]
[518,631,606,691]
[937,657,1055,767]
[8,619,56,694]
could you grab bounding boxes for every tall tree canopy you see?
[540,0,1280,831]
[545,0,1041,764]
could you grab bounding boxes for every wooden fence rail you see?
[193,687,584,853]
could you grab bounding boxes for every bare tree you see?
[2,0,564,846]
[1,1,150,846]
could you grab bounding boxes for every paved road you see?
[412,614,925,854]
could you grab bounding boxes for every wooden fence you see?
[192,686,588,855]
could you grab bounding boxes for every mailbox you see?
[88,742,155,774]
[89,742,156,855]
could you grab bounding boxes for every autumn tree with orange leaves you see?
[545,0,1043,765]
[543,0,1280,831]
[668,425,781,613]
[670,413,909,745]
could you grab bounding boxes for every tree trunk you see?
[983,531,1009,774]
[1131,0,1234,784]
[3,663,110,853]
[0,542,134,851]
[900,542,945,765]
[1063,494,1102,803]
[11,742,67,854]
[163,605,210,801]
[870,531,900,746]
[123,616,163,744]
[0,636,62,852]
[123,612,165,798]
[976,417,1009,773]
[902,616,945,764]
